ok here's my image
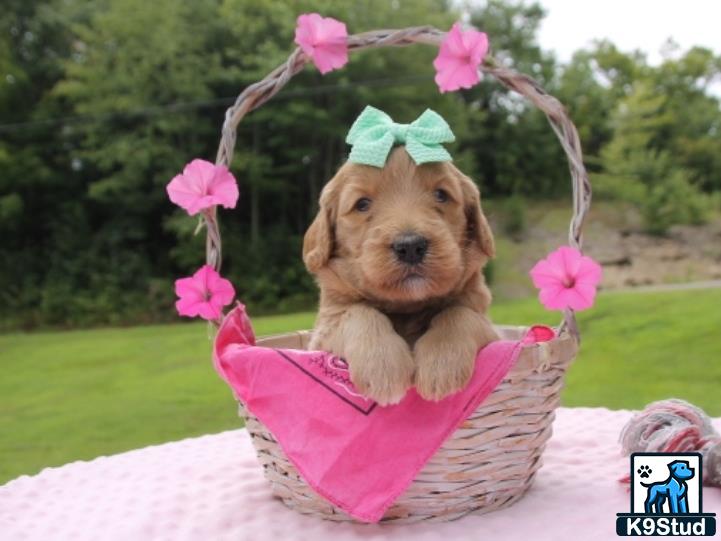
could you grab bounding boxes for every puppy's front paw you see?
[413,334,477,402]
[344,335,414,406]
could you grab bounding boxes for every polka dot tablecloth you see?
[1,408,719,541]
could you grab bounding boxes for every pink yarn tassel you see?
[619,399,721,486]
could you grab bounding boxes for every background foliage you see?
[1,0,720,329]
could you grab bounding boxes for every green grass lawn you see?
[2,288,721,484]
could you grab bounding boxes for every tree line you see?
[1,0,720,329]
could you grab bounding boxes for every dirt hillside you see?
[489,201,721,299]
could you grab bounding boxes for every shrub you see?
[596,150,711,235]
[642,170,711,235]
[502,194,527,238]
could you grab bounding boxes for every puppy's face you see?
[304,148,494,305]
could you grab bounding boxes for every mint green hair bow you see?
[345,106,456,168]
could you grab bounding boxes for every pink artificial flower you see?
[175,264,235,320]
[167,159,239,216]
[433,22,489,93]
[294,13,348,75]
[530,246,602,311]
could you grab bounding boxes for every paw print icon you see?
[637,465,652,478]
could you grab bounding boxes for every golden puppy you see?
[303,147,498,405]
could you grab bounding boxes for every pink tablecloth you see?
[1,407,720,541]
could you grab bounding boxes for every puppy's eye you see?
[434,188,449,203]
[354,197,372,212]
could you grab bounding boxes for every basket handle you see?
[206,26,591,341]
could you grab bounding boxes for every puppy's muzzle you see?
[392,232,429,265]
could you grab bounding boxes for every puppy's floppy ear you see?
[458,173,495,258]
[303,184,336,273]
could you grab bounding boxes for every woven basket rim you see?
[254,324,578,371]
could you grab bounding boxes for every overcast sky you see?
[536,0,721,64]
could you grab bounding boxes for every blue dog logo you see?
[642,460,694,514]
[616,452,716,536]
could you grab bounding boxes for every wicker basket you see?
[203,26,592,523]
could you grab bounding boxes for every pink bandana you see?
[213,305,554,522]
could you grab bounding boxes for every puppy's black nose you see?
[392,233,429,265]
